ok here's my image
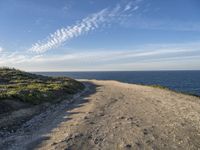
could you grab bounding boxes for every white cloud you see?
[2,41,200,71]
[133,6,139,11]
[0,47,3,52]
[29,2,140,53]
[124,2,132,11]
[29,9,108,53]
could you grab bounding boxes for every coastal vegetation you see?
[150,84,200,98]
[0,67,84,105]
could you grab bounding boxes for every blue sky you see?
[0,0,200,71]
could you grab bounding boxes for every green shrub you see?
[0,68,84,104]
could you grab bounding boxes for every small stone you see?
[72,133,83,138]
[125,144,132,148]
[93,137,103,144]
[99,113,104,116]
[136,124,140,127]
[135,142,141,147]
[84,116,88,119]
[52,142,57,145]
[117,116,125,120]
[143,129,148,135]
[126,117,133,121]
[88,135,92,139]
[89,121,95,124]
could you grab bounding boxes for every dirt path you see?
[1,80,200,150]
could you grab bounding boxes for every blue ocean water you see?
[36,71,200,96]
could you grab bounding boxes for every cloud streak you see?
[29,2,140,53]
[2,41,200,71]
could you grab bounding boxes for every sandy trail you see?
[1,80,200,150]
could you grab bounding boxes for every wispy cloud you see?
[2,41,200,71]
[0,47,3,52]
[29,2,140,53]
[124,2,132,11]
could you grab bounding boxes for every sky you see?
[0,0,200,71]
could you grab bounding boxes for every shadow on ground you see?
[28,81,101,149]
[1,81,101,150]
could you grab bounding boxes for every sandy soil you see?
[1,80,200,150]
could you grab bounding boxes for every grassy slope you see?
[0,68,84,104]
[149,85,200,98]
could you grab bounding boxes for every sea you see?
[36,71,200,96]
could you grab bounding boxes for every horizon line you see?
[31,69,200,73]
